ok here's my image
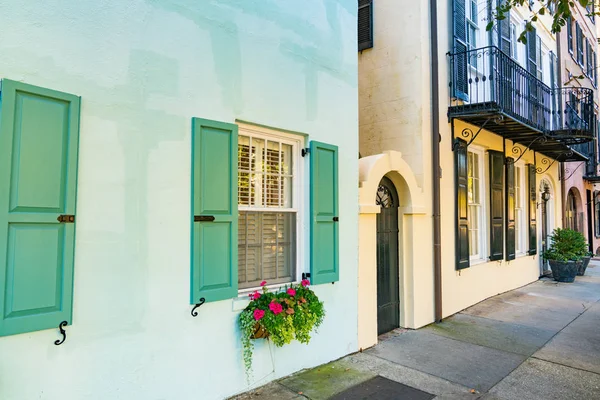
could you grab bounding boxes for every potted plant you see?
[542,228,588,283]
[578,251,593,276]
[238,279,325,381]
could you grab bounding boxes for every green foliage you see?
[489,1,599,44]
[542,228,588,261]
[238,280,325,382]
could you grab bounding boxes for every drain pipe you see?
[556,35,567,227]
[430,0,442,323]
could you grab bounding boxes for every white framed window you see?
[510,22,518,60]
[468,148,486,261]
[466,0,478,66]
[515,163,526,255]
[237,125,304,290]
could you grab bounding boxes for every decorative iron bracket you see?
[191,297,206,317]
[536,148,574,175]
[451,117,493,151]
[505,136,548,165]
[301,148,310,157]
[54,321,67,346]
[561,161,585,181]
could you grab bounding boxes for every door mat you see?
[330,376,435,400]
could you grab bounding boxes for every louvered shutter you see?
[528,164,537,255]
[310,141,339,284]
[0,80,80,336]
[505,158,516,261]
[191,118,238,303]
[527,27,537,75]
[455,138,470,269]
[498,3,511,56]
[453,0,469,101]
[489,151,505,261]
[358,0,373,51]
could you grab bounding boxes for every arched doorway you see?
[376,177,400,335]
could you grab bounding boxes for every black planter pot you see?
[577,256,592,276]
[548,260,579,283]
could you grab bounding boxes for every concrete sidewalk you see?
[231,261,600,400]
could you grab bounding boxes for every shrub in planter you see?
[578,252,593,276]
[542,228,588,283]
[238,279,325,381]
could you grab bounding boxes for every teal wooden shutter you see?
[455,138,470,269]
[310,141,339,284]
[505,158,516,261]
[489,150,504,261]
[191,118,238,303]
[0,79,80,336]
[527,164,537,255]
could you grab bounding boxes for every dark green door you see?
[376,177,400,335]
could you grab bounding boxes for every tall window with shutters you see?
[576,22,584,66]
[515,164,526,254]
[567,16,574,54]
[237,129,302,289]
[468,149,485,260]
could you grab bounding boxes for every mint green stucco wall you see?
[0,1,358,399]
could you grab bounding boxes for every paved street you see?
[232,261,600,399]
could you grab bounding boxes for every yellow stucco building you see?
[357,0,596,349]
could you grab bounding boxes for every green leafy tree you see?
[488,1,599,43]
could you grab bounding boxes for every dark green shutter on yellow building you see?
[0,79,80,336]
[454,138,470,270]
[489,151,504,261]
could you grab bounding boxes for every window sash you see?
[468,150,484,260]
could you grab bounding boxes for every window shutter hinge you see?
[302,272,311,280]
[302,148,310,157]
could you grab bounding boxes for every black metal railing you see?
[449,46,595,143]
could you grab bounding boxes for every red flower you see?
[249,291,261,300]
[287,288,296,297]
[269,301,283,315]
[253,309,265,321]
[260,281,267,287]
[301,279,310,287]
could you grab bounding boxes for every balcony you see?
[448,46,595,161]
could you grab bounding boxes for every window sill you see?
[233,281,298,311]
[469,258,487,266]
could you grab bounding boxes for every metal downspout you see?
[430,0,442,322]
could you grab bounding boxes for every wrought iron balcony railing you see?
[449,46,595,145]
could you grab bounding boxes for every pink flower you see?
[301,279,310,287]
[249,291,261,300]
[260,281,267,287]
[253,309,265,321]
[287,288,296,297]
[269,301,283,315]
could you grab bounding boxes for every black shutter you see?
[489,151,505,261]
[453,0,468,100]
[567,16,573,54]
[528,164,537,255]
[358,0,373,51]
[455,138,470,270]
[498,4,511,56]
[527,27,537,75]
[505,158,516,261]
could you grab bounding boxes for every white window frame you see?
[236,123,305,294]
[514,162,527,256]
[468,146,487,263]
[466,0,479,67]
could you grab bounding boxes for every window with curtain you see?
[237,131,300,289]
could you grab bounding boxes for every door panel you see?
[376,177,400,335]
